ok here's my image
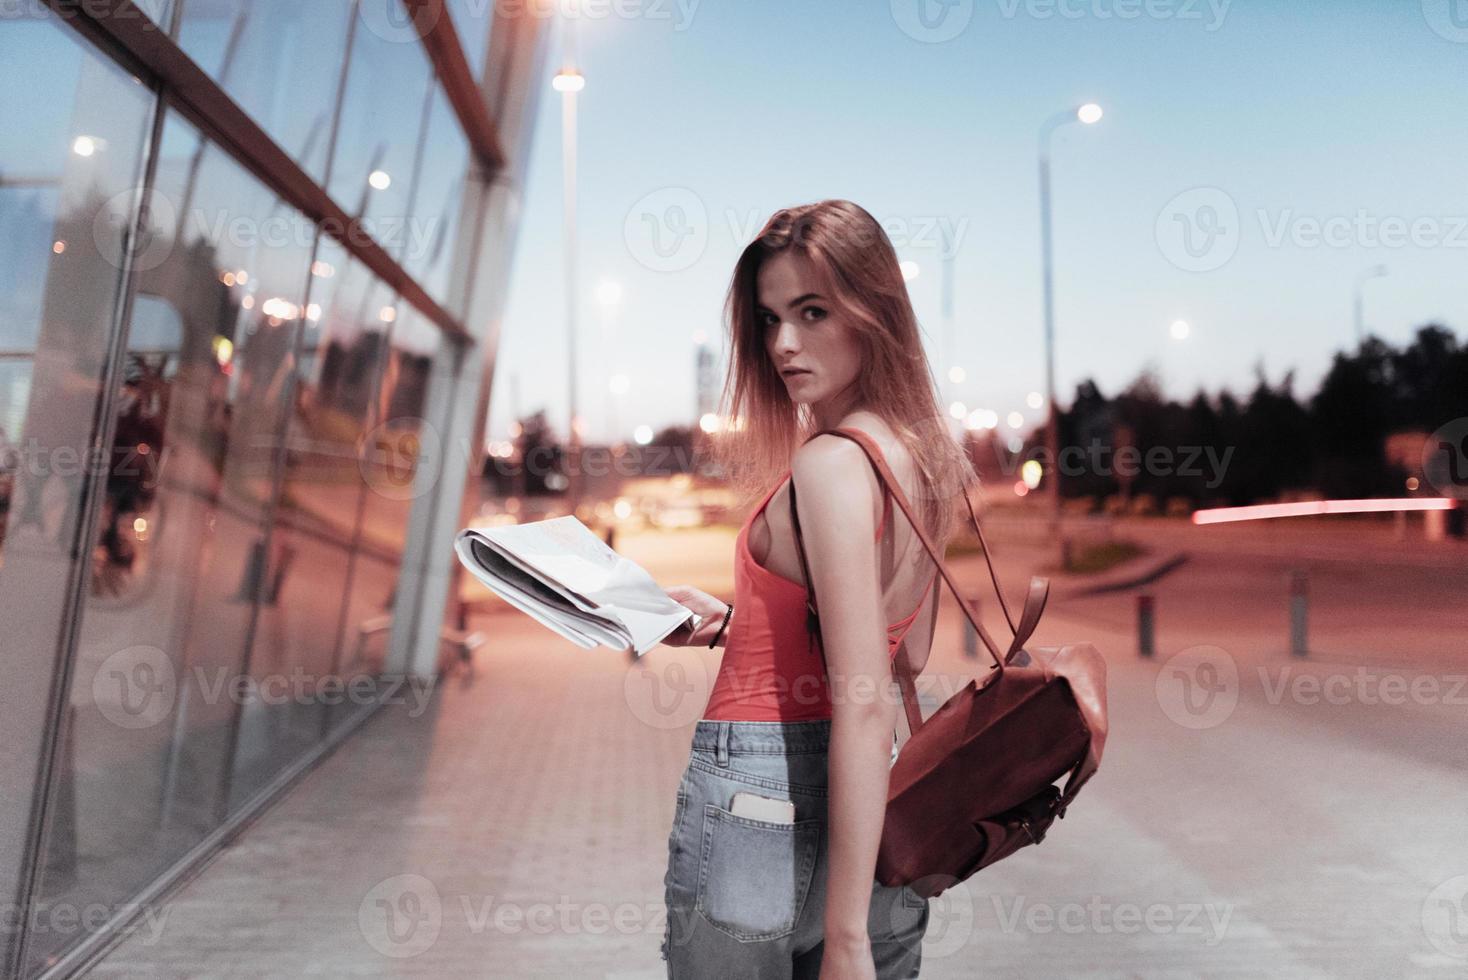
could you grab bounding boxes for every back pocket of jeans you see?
[694,802,820,942]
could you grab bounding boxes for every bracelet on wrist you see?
[708,601,734,648]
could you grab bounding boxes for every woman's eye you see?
[801,306,826,321]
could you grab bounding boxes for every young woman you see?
[659,199,977,979]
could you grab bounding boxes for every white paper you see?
[454,516,704,657]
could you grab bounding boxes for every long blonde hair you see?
[710,199,976,546]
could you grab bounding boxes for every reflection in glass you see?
[25,107,313,973]
[0,16,155,976]
[403,82,472,315]
[176,0,354,185]
[328,6,435,259]
[227,242,397,808]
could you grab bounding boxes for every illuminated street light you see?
[1170,319,1191,340]
[1038,100,1105,568]
[368,170,392,191]
[899,260,920,282]
[552,68,584,92]
[72,135,99,157]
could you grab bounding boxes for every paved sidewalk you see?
[85,554,1468,978]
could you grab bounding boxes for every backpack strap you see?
[788,427,1050,735]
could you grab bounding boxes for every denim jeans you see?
[661,719,930,978]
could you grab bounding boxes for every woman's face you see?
[756,250,864,414]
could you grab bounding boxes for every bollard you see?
[1289,569,1308,658]
[1136,593,1155,659]
[962,595,980,659]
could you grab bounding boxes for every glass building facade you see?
[0,2,551,976]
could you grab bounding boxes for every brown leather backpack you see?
[788,426,1108,900]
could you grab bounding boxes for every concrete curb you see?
[1054,550,1189,599]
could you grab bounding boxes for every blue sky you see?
[498,3,1465,442]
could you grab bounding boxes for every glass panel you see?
[175,0,354,186]
[0,14,156,975]
[327,5,435,261]
[24,108,313,973]
[446,0,493,80]
[403,82,472,316]
[332,305,440,727]
[226,241,396,809]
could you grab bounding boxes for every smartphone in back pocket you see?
[729,791,795,824]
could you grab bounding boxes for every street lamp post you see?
[1353,265,1388,345]
[554,49,585,512]
[1037,102,1103,570]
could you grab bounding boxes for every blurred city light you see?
[1171,319,1191,340]
[1021,459,1043,489]
[948,365,965,384]
[899,259,920,281]
[1026,391,1043,409]
[1077,102,1104,124]
[1192,498,1457,525]
[633,425,653,445]
[552,69,584,92]
[367,169,392,190]
[71,135,98,156]
[698,413,722,434]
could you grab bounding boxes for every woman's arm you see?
[790,436,898,954]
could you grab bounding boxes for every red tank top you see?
[702,468,939,721]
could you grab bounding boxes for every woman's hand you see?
[660,585,731,648]
[818,931,876,979]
